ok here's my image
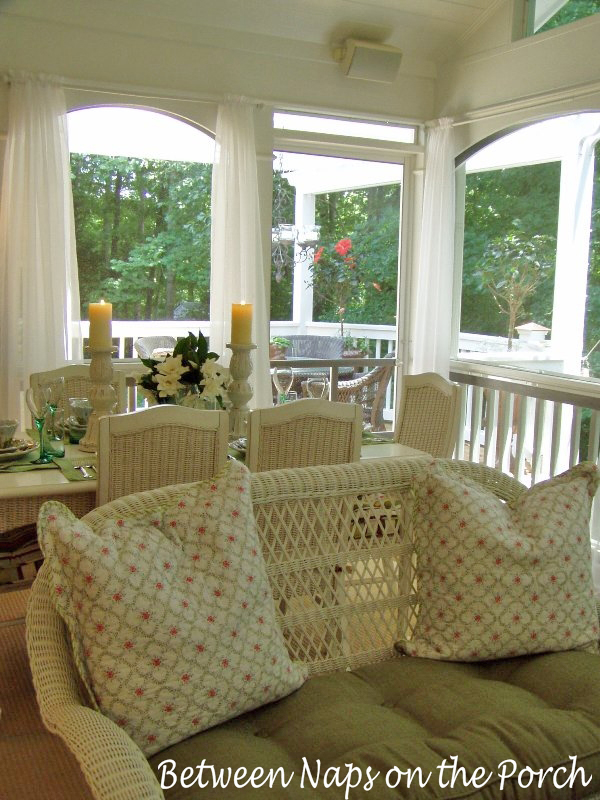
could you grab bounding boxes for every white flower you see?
[152,354,187,398]
[200,377,223,399]
[201,359,229,388]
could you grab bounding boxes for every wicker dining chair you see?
[336,353,395,432]
[30,364,128,416]
[133,336,177,360]
[245,398,362,472]
[96,405,229,504]
[394,372,461,458]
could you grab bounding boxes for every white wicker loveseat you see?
[26,457,600,800]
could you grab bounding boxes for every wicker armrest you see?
[26,566,163,800]
[49,703,163,800]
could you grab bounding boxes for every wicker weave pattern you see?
[394,372,461,458]
[26,459,544,800]
[133,336,177,359]
[285,335,344,359]
[96,406,230,504]
[1,491,96,534]
[337,355,395,432]
[30,365,128,415]
[246,398,362,472]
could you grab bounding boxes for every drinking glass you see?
[25,386,54,464]
[45,377,65,440]
[272,368,294,404]
[306,376,329,399]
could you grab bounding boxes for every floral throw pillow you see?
[399,462,600,661]
[38,460,306,756]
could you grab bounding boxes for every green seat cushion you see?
[150,651,600,799]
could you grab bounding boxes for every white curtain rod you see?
[59,77,266,108]
[452,78,600,127]
[48,76,420,129]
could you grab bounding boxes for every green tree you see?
[475,231,555,349]
[308,237,360,337]
[461,162,560,338]
[270,170,296,320]
[537,0,600,31]
[71,154,212,321]
[312,184,399,327]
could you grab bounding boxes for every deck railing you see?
[450,360,600,486]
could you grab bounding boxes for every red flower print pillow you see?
[37,459,306,756]
[398,461,600,661]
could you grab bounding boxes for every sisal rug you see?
[0,587,30,623]
[0,598,94,799]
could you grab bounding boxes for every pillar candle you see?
[231,302,253,344]
[88,300,113,350]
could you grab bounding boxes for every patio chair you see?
[336,353,395,432]
[133,336,177,360]
[245,398,362,472]
[29,364,128,416]
[285,335,344,359]
[96,404,229,504]
[394,372,461,458]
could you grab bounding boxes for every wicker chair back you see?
[246,398,362,472]
[96,405,229,504]
[336,353,395,432]
[285,335,344,359]
[133,336,177,359]
[394,371,461,458]
[30,364,128,416]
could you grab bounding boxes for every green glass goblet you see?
[45,377,65,440]
[43,377,65,457]
[25,386,54,464]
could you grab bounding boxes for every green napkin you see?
[361,431,389,444]
[55,458,97,481]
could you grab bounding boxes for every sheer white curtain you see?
[210,98,271,409]
[411,118,455,378]
[591,482,600,596]
[0,73,81,421]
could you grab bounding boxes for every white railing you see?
[450,359,600,486]
[90,320,396,360]
[80,320,210,359]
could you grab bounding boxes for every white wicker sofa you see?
[26,457,600,800]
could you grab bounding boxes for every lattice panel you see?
[254,487,418,674]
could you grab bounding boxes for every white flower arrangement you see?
[136,331,230,408]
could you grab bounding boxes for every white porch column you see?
[292,191,315,332]
[551,119,600,374]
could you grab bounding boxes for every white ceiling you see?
[114,0,504,60]
[5,0,506,68]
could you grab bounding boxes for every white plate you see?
[0,439,37,462]
[229,437,247,453]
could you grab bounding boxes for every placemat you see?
[0,452,96,480]
[0,452,57,473]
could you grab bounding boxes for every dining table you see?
[0,442,98,583]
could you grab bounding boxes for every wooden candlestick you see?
[227,342,256,439]
[78,347,117,452]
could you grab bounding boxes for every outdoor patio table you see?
[272,358,355,396]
